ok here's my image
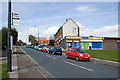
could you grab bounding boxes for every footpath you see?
[7,47,45,79]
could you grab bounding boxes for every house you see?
[54,18,80,49]
[54,18,120,50]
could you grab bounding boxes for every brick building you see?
[54,18,103,49]
[54,18,120,50]
[38,40,49,46]
[103,37,120,50]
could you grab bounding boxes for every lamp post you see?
[8,0,12,72]
[35,25,39,45]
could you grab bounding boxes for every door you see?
[67,48,72,57]
[59,42,61,48]
[71,48,76,58]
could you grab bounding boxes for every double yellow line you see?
[19,47,55,79]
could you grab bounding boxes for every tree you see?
[0,30,2,50]
[1,27,18,50]
[28,34,36,45]
[11,28,18,45]
[49,40,55,46]
[49,35,55,46]
[2,27,8,49]
[18,40,23,44]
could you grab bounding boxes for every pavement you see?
[6,46,119,79]
[0,57,7,64]
[8,47,45,79]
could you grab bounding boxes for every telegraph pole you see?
[35,25,39,45]
[38,26,39,44]
[8,0,12,72]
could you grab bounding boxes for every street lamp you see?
[35,25,39,45]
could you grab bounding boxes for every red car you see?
[41,47,44,52]
[66,47,90,61]
[41,46,50,52]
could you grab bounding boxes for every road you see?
[19,46,118,79]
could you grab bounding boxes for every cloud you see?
[18,25,59,43]
[80,24,118,37]
[76,6,97,12]
[75,22,85,28]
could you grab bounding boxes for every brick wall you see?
[103,40,117,50]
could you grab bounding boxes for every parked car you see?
[41,46,45,51]
[26,45,31,48]
[31,45,35,49]
[66,47,90,61]
[36,46,43,51]
[34,45,38,50]
[48,47,62,55]
[41,46,50,52]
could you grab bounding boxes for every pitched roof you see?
[54,18,79,36]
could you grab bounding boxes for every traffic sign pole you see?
[8,0,12,72]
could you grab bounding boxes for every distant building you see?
[38,40,49,46]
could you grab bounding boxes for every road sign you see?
[12,13,20,25]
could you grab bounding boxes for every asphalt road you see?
[19,46,118,79]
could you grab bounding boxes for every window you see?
[41,41,43,42]
[72,48,76,52]
[76,48,86,53]
[68,48,71,51]
[45,41,47,42]
[74,28,77,31]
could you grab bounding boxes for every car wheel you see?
[52,52,55,55]
[76,56,79,61]
[66,55,68,58]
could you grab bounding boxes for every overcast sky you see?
[1,1,118,43]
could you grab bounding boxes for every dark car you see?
[26,45,31,48]
[48,47,62,55]
[31,45,35,49]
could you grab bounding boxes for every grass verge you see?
[62,50,119,62]
[13,45,16,51]
[0,63,8,78]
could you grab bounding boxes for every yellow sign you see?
[88,37,93,39]
[66,37,82,39]
[98,37,102,39]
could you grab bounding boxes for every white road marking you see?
[64,61,93,72]
[46,55,56,59]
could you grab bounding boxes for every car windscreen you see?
[55,47,61,50]
[76,48,86,53]
[46,47,50,48]
[39,46,43,48]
